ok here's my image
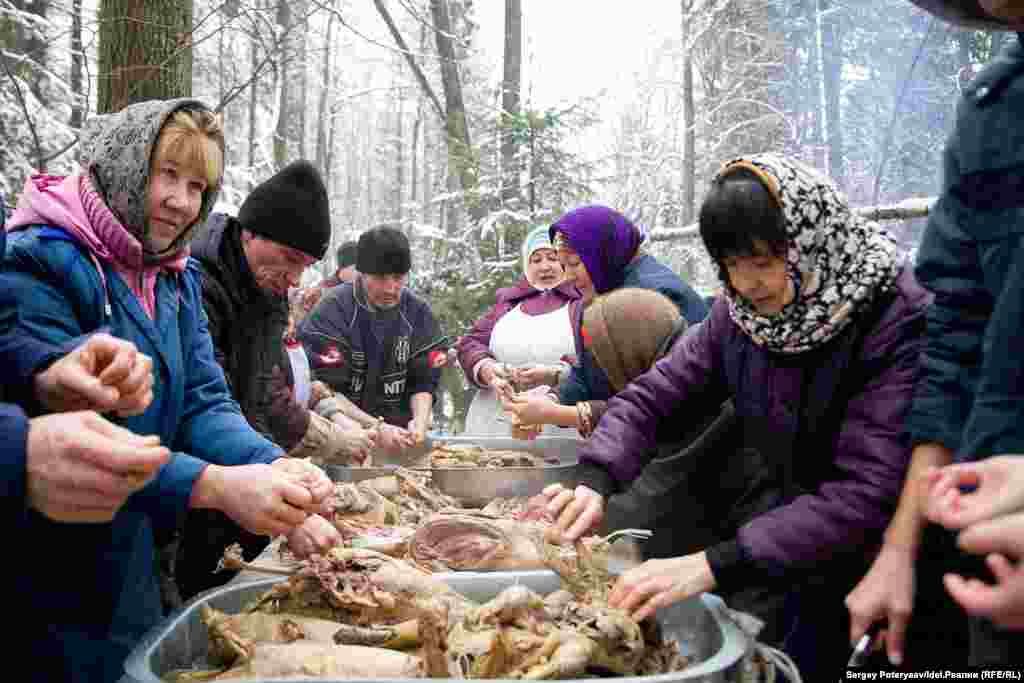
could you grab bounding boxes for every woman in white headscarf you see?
[456,225,581,436]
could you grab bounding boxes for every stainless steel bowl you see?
[124,571,753,682]
[324,435,584,507]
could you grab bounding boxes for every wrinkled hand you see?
[942,512,1024,629]
[511,365,558,390]
[271,457,333,503]
[845,543,917,666]
[542,482,604,544]
[925,456,1024,530]
[501,390,557,427]
[26,411,170,522]
[610,553,716,622]
[334,426,375,463]
[377,423,414,454]
[285,513,343,558]
[193,463,315,538]
[35,333,155,417]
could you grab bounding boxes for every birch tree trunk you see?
[97,0,193,113]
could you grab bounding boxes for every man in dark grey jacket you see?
[298,226,446,455]
[175,160,371,601]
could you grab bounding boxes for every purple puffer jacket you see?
[574,267,930,586]
[457,279,581,386]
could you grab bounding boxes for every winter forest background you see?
[0,0,1004,430]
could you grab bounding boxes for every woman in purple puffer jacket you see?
[542,154,931,678]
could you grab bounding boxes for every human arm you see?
[406,392,432,445]
[456,301,508,387]
[845,441,953,666]
[314,392,379,429]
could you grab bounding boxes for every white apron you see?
[463,301,578,437]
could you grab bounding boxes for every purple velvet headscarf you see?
[548,204,643,294]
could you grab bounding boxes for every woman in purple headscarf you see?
[502,204,709,427]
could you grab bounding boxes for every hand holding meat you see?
[407,416,429,445]
[844,542,916,666]
[271,457,333,503]
[941,511,1024,629]
[479,359,513,397]
[34,333,155,417]
[924,456,1024,529]
[511,364,560,390]
[609,552,716,622]
[378,422,414,453]
[501,389,557,427]
[543,482,604,544]
[191,463,316,538]
[285,513,343,558]
[26,411,170,522]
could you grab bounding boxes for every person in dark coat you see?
[848,0,1024,669]
[176,161,369,602]
[298,226,446,454]
[541,155,930,679]
[0,98,330,683]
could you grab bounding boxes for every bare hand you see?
[271,457,333,503]
[942,512,1024,629]
[845,543,916,667]
[479,360,510,393]
[310,381,333,407]
[511,365,558,390]
[35,333,155,417]
[609,553,716,622]
[407,417,429,445]
[193,463,315,538]
[501,391,556,426]
[26,411,170,522]
[377,423,414,454]
[924,456,1024,529]
[541,482,604,544]
[285,513,343,558]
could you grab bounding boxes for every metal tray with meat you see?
[325,435,583,507]
[125,553,753,682]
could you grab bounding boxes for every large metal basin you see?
[325,435,584,507]
[123,571,753,682]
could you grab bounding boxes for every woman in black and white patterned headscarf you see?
[701,153,902,353]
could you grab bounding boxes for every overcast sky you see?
[474,1,682,111]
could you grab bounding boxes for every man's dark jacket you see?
[298,280,442,427]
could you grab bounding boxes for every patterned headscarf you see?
[79,98,223,261]
[716,154,901,354]
[549,205,643,294]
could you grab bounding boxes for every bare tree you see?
[70,0,85,129]
[820,0,845,188]
[500,0,521,207]
[680,0,696,222]
[97,0,193,112]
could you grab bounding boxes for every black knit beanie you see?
[337,241,358,270]
[356,226,411,275]
[238,160,331,259]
